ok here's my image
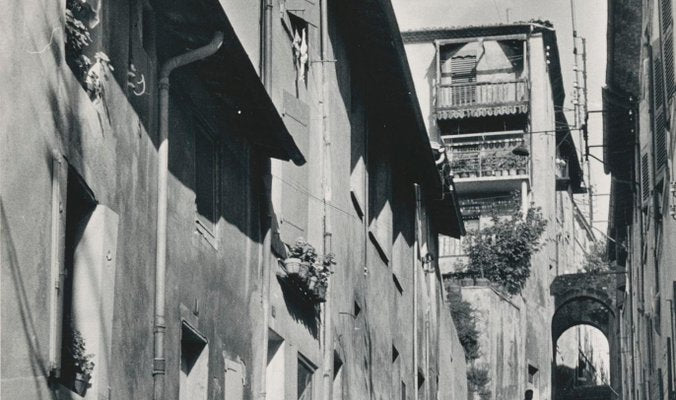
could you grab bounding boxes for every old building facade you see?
[402,23,590,400]
[0,1,467,400]
[605,0,676,400]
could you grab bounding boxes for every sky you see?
[392,0,610,235]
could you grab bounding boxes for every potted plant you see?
[64,327,95,396]
[284,238,318,279]
[311,253,336,302]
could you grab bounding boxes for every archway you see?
[555,325,610,399]
[550,273,619,400]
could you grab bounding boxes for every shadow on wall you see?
[1,199,55,400]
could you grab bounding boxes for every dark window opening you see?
[298,355,315,400]
[195,128,219,234]
[180,322,209,400]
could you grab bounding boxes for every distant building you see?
[0,0,467,399]
[403,23,589,400]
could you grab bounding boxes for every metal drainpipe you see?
[320,0,333,399]
[258,0,274,399]
[413,184,421,400]
[153,31,224,400]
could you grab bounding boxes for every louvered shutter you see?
[450,56,477,83]
[662,0,675,97]
[642,153,651,202]
[653,42,669,171]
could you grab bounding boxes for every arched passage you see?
[550,273,619,400]
[555,325,611,399]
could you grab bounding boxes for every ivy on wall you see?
[452,200,547,295]
[447,287,491,400]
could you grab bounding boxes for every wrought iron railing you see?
[436,79,529,109]
[443,131,529,179]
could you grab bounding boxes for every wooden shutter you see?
[662,0,675,97]
[653,42,669,171]
[48,154,68,376]
[642,153,651,202]
[450,56,477,83]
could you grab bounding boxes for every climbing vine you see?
[447,286,491,400]
[451,200,547,295]
[582,240,611,273]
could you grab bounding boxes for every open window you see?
[59,167,97,395]
[282,9,310,94]
[195,125,220,243]
[180,322,209,400]
[266,330,285,400]
[297,354,316,400]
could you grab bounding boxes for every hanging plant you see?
[65,0,112,102]
[279,238,336,302]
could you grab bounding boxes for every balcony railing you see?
[436,79,529,119]
[459,195,519,219]
[444,131,529,180]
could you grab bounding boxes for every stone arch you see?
[550,273,619,400]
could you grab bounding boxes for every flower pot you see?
[460,277,474,287]
[307,276,317,290]
[509,168,517,176]
[475,278,490,286]
[284,257,302,275]
[297,262,311,279]
[460,172,469,178]
[313,284,327,302]
[517,168,526,175]
[73,372,90,396]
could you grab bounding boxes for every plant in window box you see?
[283,238,317,279]
[62,325,95,396]
[310,253,336,302]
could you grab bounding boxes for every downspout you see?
[320,0,334,399]
[413,184,421,400]
[153,31,224,400]
[258,1,274,399]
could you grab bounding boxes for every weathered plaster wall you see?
[1,1,266,399]
[461,285,526,400]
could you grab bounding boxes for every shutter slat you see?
[653,52,668,170]
[665,30,675,97]
[642,153,651,201]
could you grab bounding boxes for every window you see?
[333,353,344,400]
[224,359,245,400]
[195,128,219,238]
[282,13,309,90]
[59,167,97,395]
[180,322,209,400]
[266,330,285,400]
[298,355,315,400]
[417,371,426,400]
[528,364,538,384]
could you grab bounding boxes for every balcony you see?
[436,79,529,120]
[443,130,530,194]
[459,195,519,219]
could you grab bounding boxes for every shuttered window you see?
[662,0,675,97]
[450,56,477,83]
[653,43,669,171]
[642,153,651,202]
